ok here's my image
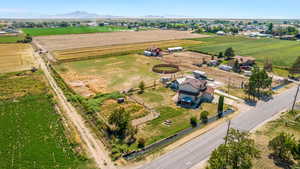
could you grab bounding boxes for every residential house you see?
[233,56,256,66]
[177,78,214,108]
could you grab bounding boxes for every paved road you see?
[139,85,299,169]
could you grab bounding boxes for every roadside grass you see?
[55,54,162,92]
[22,26,129,36]
[0,34,25,43]
[218,86,248,99]
[188,36,300,67]
[252,110,300,169]
[0,72,92,169]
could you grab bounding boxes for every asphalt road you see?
[139,85,299,169]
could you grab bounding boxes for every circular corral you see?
[152,64,180,74]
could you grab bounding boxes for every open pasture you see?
[0,44,36,73]
[22,26,129,36]
[188,36,300,67]
[55,54,163,96]
[35,30,209,51]
[53,39,202,61]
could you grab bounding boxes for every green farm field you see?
[0,35,25,43]
[188,36,300,67]
[22,26,129,36]
[0,72,92,169]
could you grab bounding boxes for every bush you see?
[138,138,146,149]
[190,116,198,127]
[200,111,209,123]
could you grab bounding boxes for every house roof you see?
[181,78,207,90]
[204,86,215,94]
[233,56,256,63]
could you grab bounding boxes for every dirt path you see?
[33,43,116,169]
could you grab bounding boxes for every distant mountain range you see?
[46,11,121,19]
[0,11,191,19]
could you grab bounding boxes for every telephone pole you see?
[292,84,300,112]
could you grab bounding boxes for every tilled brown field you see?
[34,30,209,51]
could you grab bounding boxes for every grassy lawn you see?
[135,86,222,145]
[218,86,248,99]
[0,72,91,169]
[188,36,300,67]
[252,110,300,169]
[55,54,162,92]
[98,99,150,121]
[0,35,24,43]
[22,26,129,36]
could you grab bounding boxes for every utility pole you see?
[292,84,300,112]
[225,119,231,166]
[224,120,231,145]
[227,78,231,94]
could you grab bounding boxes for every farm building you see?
[219,65,232,71]
[168,47,183,53]
[144,47,162,57]
[233,56,256,66]
[193,70,207,80]
[216,31,226,36]
[177,78,214,108]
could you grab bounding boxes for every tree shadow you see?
[268,153,294,169]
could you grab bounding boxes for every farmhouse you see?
[177,78,214,108]
[233,56,256,66]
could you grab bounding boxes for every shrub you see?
[200,111,209,123]
[190,116,198,127]
[138,138,146,149]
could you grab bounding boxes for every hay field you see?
[0,44,37,73]
[35,30,209,51]
[53,39,203,61]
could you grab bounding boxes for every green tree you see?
[190,116,198,127]
[233,59,241,73]
[200,111,209,123]
[290,56,300,75]
[108,107,131,137]
[218,96,224,115]
[218,52,224,58]
[137,138,146,148]
[268,23,273,34]
[207,129,260,169]
[138,81,145,93]
[224,47,235,59]
[268,132,296,161]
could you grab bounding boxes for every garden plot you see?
[55,54,164,96]
[0,44,37,73]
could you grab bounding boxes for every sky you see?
[1,0,300,19]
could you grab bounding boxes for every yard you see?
[55,54,163,96]
[22,26,130,36]
[188,36,300,67]
[132,86,227,146]
[0,72,92,169]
